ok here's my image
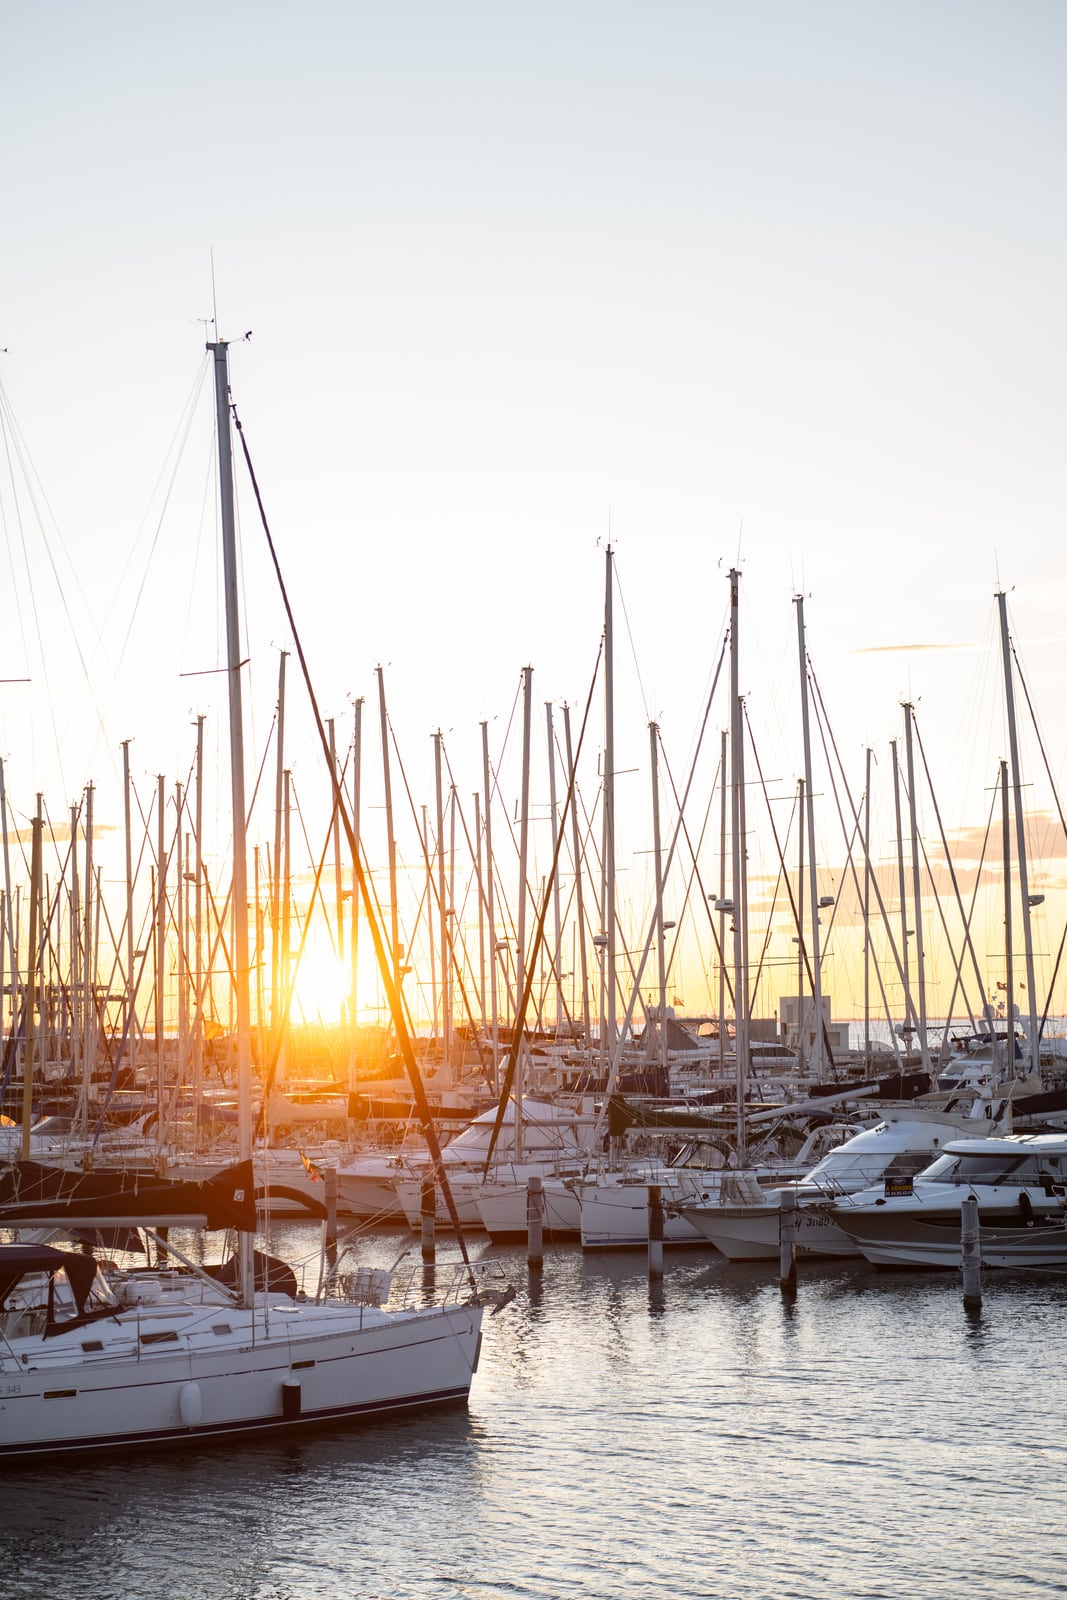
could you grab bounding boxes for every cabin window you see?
[211,1324,233,1335]
[930,1154,1028,1187]
[139,1329,180,1345]
[80,1340,104,1352]
[883,1152,934,1183]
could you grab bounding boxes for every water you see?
[5,1226,1067,1600]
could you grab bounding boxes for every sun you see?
[288,938,350,1022]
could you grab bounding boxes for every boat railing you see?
[356,1258,511,1312]
[0,1305,48,1345]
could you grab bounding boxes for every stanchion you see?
[648,1184,664,1279]
[961,1193,982,1309]
[527,1175,544,1271]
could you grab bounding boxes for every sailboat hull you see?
[0,1298,482,1460]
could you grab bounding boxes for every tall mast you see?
[563,703,590,1049]
[717,727,728,1080]
[208,340,254,1307]
[902,702,931,1073]
[516,667,532,1138]
[83,783,95,1110]
[795,777,805,1069]
[328,717,344,1016]
[155,772,166,1152]
[1000,759,1012,1068]
[193,715,205,1127]
[863,748,872,1068]
[481,719,500,1093]
[121,743,138,1084]
[377,665,401,995]
[546,702,563,1036]
[650,720,668,1080]
[890,738,915,1045]
[271,649,287,1035]
[603,546,616,1056]
[997,590,1041,1077]
[70,798,82,1104]
[729,570,748,1163]
[20,796,42,1162]
[349,696,363,1087]
[434,729,452,1078]
[794,594,826,1078]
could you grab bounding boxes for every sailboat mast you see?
[997,590,1041,1077]
[271,649,287,1034]
[603,547,616,1058]
[377,666,401,994]
[563,703,590,1049]
[1001,759,1012,1068]
[20,797,42,1162]
[795,594,826,1078]
[546,702,563,1037]
[481,719,500,1093]
[902,703,932,1073]
[349,695,363,1087]
[650,720,669,1080]
[208,341,254,1197]
[729,570,748,1163]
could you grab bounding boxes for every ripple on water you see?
[3,1238,1067,1599]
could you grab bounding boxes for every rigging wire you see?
[230,402,480,1280]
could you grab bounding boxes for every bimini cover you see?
[0,1242,97,1315]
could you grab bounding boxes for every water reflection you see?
[6,1227,1067,1600]
[2,1403,488,1600]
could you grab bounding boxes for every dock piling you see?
[527,1175,544,1270]
[961,1193,982,1308]
[421,1175,436,1262]
[648,1184,664,1279]
[324,1167,338,1250]
[779,1189,797,1297]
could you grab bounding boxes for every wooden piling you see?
[961,1193,982,1308]
[779,1189,797,1297]
[324,1167,338,1250]
[527,1174,544,1271]
[421,1175,436,1262]
[648,1184,664,1279]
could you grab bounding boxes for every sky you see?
[1,2,1065,1032]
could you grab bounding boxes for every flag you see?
[299,1152,321,1182]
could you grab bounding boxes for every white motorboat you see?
[677,1103,1008,1260]
[828,1131,1067,1267]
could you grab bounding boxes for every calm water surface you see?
[4,1225,1066,1600]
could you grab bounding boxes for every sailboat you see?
[0,339,495,1461]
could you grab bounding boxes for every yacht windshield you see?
[928,1153,1031,1187]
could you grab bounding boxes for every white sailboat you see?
[0,339,494,1460]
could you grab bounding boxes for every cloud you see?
[854,642,970,655]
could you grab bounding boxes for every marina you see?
[3,4,1066,1595]
[1,1221,1065,1600]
